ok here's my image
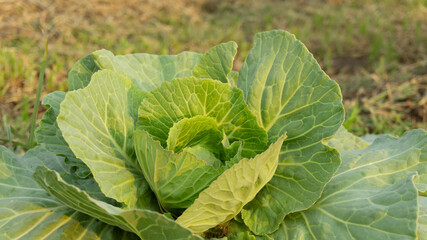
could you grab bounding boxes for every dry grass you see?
[1,0,204,42]
[1,0,426,147]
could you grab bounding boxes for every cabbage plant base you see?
[0,30,425,240]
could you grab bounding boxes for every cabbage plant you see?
[1,30,426,239]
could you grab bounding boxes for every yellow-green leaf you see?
[176,136,285,233]
[57,69,156,209]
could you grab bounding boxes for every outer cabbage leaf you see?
[40,91,65,115]
[225,219,272,240]
[92,49,202,92]
[326,126,369,151]
[0,146,136,240]
[34,166,202,240]
[419,192,427,238]
[176,136,285,233]
[228,71,239,88]
[138,77,268,158]
[35,91,91,178]
[228,232,258,240]
[69,42,241,92]
[134,130,225,212]
[68,54,100,91]
[23,146,114,204]
[238,30,344,142]
[274,129,426,239]
[238,30,344,234]
[57,69,157,209]
[193,41,237,84]
[361,133,397,145]
[69,43,237,93]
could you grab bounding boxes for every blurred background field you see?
[1,0,426,149]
